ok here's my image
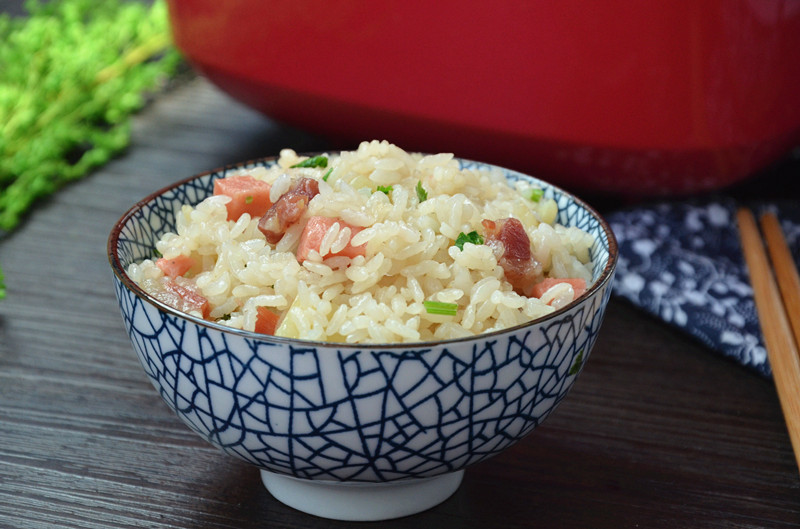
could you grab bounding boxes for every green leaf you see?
[0,0,182,299]
[416,180,427,202]
[376,185,392,195]
[423,300,458,316]
[322,167,333,182]
[454,231,484,250]
[0,0,182,233]
[291,155,328,169]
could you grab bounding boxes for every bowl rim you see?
[107,152,619,350]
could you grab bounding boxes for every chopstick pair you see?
[737,209,800,473]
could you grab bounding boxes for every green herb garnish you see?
[219,313,232,321]
[416,180,428,202]
[0,0,182,300]
[423,300,458,316]
[454,231,484,250]
[291,155,328,169]
[377,185,393,195]
[152,248,163,259]
[568,349,585,375]
[245,195,254,204]
[322,167,333,182]
[530,188,544,202]
[0,0,181,233]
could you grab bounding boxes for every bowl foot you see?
[260,469,464,521]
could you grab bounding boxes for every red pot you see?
[166,0,800,196]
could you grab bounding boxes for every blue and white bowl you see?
[108,156,618,521]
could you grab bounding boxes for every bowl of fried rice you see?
[108,141,617,521]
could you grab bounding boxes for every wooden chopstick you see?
[760,212,800,354]
[736,208,800,473]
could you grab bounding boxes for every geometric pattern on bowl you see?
[109,157,617,483]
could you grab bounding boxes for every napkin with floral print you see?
[606,199,800,378]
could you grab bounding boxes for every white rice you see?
[127,140,595,343]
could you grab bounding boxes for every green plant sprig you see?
[0,0,183,299]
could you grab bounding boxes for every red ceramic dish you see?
[166,0,800,196]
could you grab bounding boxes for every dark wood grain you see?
[1,77,798,529]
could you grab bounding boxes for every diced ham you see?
[152,276,211,319]
[213,175,273,221]
[530,278,587,301]
[482,217,542,297]
[156,255,195,278]
[258,177,320,244]
[254,306,280,335]
[296,216,366,263]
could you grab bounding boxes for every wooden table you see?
[1,77,798,529]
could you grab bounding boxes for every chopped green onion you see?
[423,300,458,316]
[219,313,232,321]
[416,180,428,202]
[454,231,484,250]
[530,188,544,202]
[245,195,254,204]
[152,248,163,259]
[568,348,585,375]
[291,155,328,168]
[377,185,393,195]
[322,167,333,181]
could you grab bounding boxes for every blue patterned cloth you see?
[607,199,800,378]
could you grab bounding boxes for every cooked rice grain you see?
[128,140,595,343]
